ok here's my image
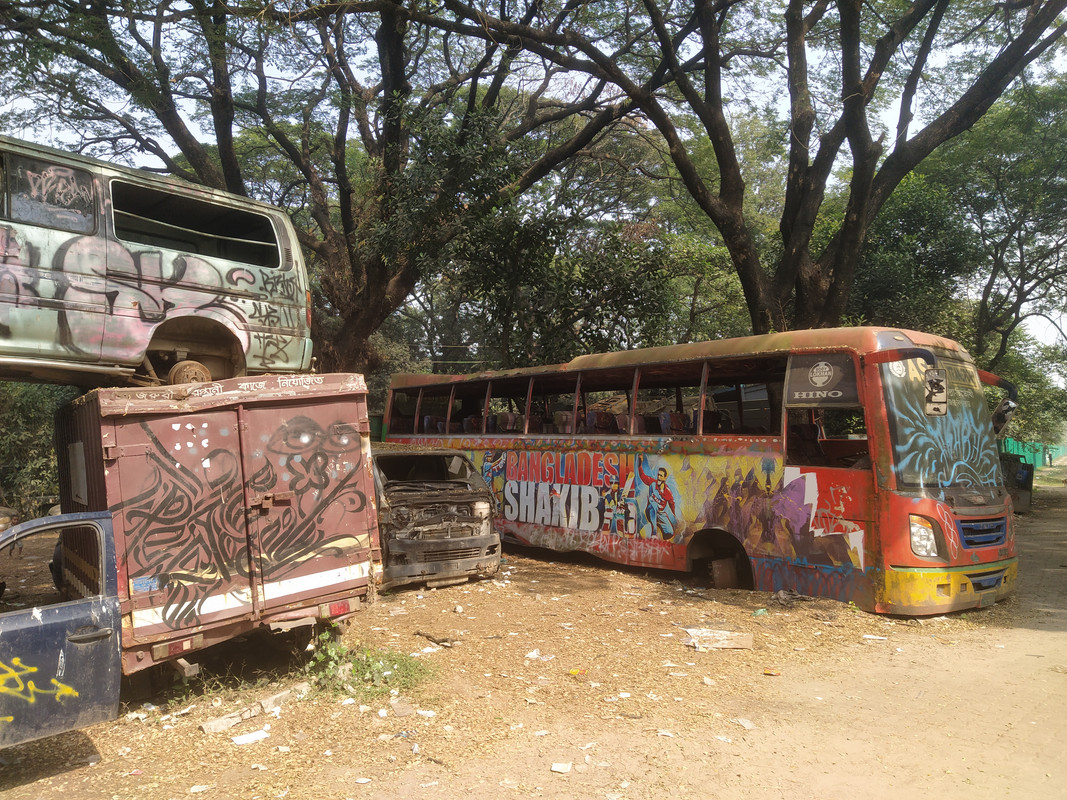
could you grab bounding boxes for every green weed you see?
[304,629,432,700]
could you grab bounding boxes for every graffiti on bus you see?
[473,443,867,575]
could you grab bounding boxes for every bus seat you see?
[787,423,828,465]
[486,415,498,434]
[553,411,574,433]
[614,414,630,433]
[659,412,690,435]
[462,416,482,433]
[642,415,662,434]
[497,412,523,432]
[587,411,618,434]
[422,415,445,434]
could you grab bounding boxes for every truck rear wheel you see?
[168,360,212,384]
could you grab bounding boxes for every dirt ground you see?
[2,483,1066,800]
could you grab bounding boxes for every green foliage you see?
[984,334,1067,445]
[304,631,432,700]
[363,329,431,415]
[850,174,980,332]
[919,78,1067,368]
[447,212,678,367]
[0,383,80,516]
[661,234,751,342]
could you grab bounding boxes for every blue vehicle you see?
[0,513,121,748]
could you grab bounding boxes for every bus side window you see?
[788,408,869,468]
[819,407,870,468]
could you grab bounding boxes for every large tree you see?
[0,0,639,369]
[919,78,1067,370]
[3,1,1066,360]
[393,0,1067,334]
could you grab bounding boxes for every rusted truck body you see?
[0,373,379,747]
[373,444,500,590]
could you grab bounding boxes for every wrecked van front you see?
[373,446,500,590]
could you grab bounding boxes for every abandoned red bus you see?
[384,328,1019,615]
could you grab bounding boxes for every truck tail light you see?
[323,599,351,618]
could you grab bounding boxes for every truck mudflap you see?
[880,557,1017,615]
[381,532,500,590]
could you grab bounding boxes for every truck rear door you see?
[239,399,377,614]
[0,513,120,748]
[111,410,255,637]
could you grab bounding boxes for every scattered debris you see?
[415,630,458,647]
[231,728,270,746]
[682,628,754,651]
[551,762,572,774]
[772,589,813,607]
[525,648,555,661]
[200,684,309,735]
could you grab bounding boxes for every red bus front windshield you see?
[880,357,1002,497]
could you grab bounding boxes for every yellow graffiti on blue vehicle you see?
[0,657,79,704]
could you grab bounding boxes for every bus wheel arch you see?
[687,529,755,590]
[144,317,247,384]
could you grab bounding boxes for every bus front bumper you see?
[881,558,1017,615]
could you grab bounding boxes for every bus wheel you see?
[168,360,212,384]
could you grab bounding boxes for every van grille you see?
[421,546,483,562]
[956,518,1007,549]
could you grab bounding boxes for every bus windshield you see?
[881,357,1001,494]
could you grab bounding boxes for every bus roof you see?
[390,327,969,390]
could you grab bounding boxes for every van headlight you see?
[910,515,940,558]
[472,501,491,519]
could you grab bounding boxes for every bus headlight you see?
[909,515,940,558]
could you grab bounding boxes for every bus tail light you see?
[306,290,313,328]
[909,515,944,558]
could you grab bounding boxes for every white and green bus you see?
[0,135,313,385]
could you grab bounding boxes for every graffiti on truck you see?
[0,140,312,382]
[0,657,79,705]
[116,415,370,630]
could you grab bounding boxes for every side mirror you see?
[991,398,1017,435]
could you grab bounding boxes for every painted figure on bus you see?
[635,455,678,540]
[482,450,506,499]
[599,475,634,537]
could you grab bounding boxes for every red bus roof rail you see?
[977,369,1019,401]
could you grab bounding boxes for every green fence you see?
[999,438,1067,469]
